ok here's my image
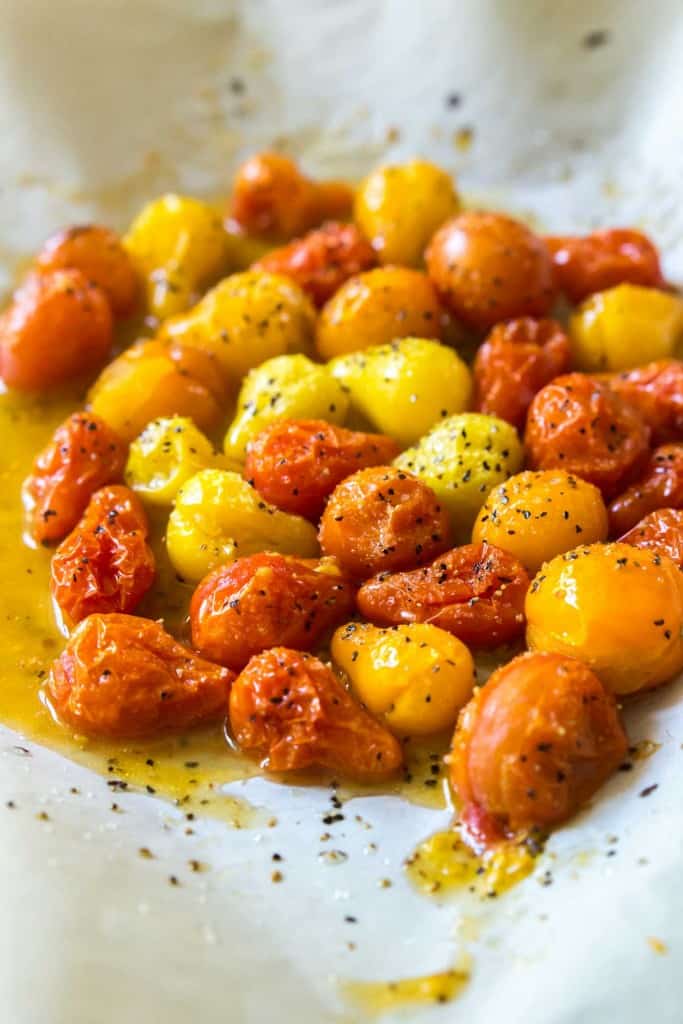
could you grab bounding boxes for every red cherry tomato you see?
[546,229,665,304]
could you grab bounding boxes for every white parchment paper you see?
[1,2,682,1021]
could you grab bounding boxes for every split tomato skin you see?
[604,359,683,445]
[618,508,683,568]
[228,647,404,780]
[546,228,665,305]
[50,485,155,626]
[608,443,683,536]
[48,613,233,739]
[190,552,355,671]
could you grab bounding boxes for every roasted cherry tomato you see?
[473,317,572,429]
[23,412,127,545]
[48,613,233,738]
[50,485,155,626]
[230,153,352,240]
[425,212,555,332]
[546,229,665,305]
[357,541,529,648]
[450,652,627,843]
[319,466,452,579]
[244,419,400,521]
[252,222,377,307]
[35,224,140,318]
[228,647,403,779]
[0,270,113,391]
[608,443,683,535]
[190,553,354,671]
[525,373,650,498]
[526,542,683,695]
[619,508,683,568]
[604,359,683,444]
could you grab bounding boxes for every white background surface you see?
[1,2,682,1021]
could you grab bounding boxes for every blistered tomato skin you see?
[546,229,665,305]
[244,419,400,521]
[569,284,683,372]
[36,225,140,318]
[229,647,403,779]
[190,553,354,671]
[316,267,444,361]
[394,412,524,541]
[473,317,572,429]
[354,160,460,267]
[230,153,353,240]
[48,613,233,739]
[23,412,127,545]
[252,222,377,307]
[608,443,683,536]
[472,470,608,574]
[357,542,529,649]
[425,212,555,333]
[0,270,113,392]
[619,508,683,568]
[125,416,225,506]
[604,359,683,444]
[450,652,628,841]
[319,466,452,580]
[526,542,683,695]
[328,337,472,448]
[50,485,156,626]
[525,373,650,498]
[332,621,475,736]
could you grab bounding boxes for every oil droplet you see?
[343,955,471,1016]
[453,126,474,152]
[647,936,668,955]
[405,829,539,898]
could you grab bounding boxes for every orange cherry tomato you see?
[50,485,155,625]
[0,270,113,391]
[190,552,355,671]
[244,419,400,521]
[425,211,555,332]
[546,229,665,305]
[48,613,233,738]
[319,466,452,579]
[619,508,683,568]
[230,153,352,240]
[608,443,683,535]
[35,224,140,318]
[23,411,127,545]
[604,359,683,445]
[525,372,650,498]
[357,541,529,648]
[229,647,403,779]
[473,317,572,429]
[450,652,628,845]
[252,222,377,307]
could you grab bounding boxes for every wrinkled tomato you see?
[190,552,355,671]
[252,222,377,307]
[229,647,403,780]
[619,508,683,568]
[48,613,233,738]
[473,317,572,429]
[244,419,400,521]
[23,412,127,545]
[546,228,665,304]
[357,541,529,648]
[525,373,651,498]
[604,359,683,445]
[51,485,156,625]
[608,443,683,535]
[319,466,452,579]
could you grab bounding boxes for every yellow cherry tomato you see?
[354,159,460,267]
[166,469,318,582]
[526,542,683,695]
[473,470,608,573]
[316,267,443,361]
[159,270,316,384]
[123,195,228,321]
[328,337,472,448]
[569,284,683,372]
[332,621,475,736]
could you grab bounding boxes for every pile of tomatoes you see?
[3,152,683,851]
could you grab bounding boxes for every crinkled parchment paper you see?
[1,2,682,1021]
